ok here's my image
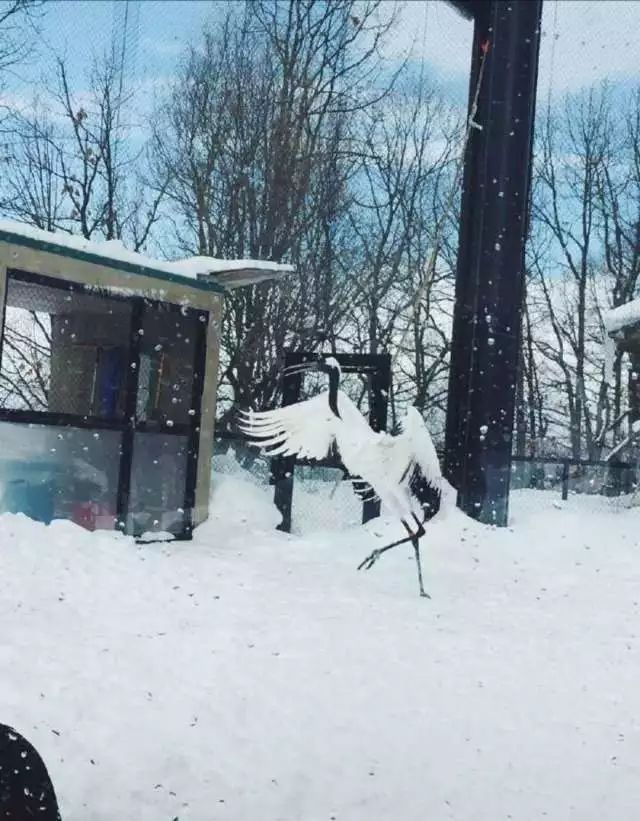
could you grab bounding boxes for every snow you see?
[0,219,292,287]
[2,467,640,820]
[170,255,294,280]
[603,298,640,334]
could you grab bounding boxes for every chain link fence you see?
[213,432,640,536]
[212,434,365,535]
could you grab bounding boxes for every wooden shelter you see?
[0,221,291,539]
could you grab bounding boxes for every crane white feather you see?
[238,360,456,598]
[238,392,451,523]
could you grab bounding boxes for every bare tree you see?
[153,1,398,423]
[0,307,50,410]
[0,0,41,74]
[1,52,164,248]
[0,0,43,139]
[593,86,640,446]
[519,286,549,455]
[529,86,612,459]
[521,80,640,463]
[344,76,459,430]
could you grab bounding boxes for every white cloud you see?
[388,1,640,100]
[537,0,640,96]
[382,1,473,83]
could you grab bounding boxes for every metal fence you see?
[213,429,639,534]
[510,455,637,501]
[212,432,369,535]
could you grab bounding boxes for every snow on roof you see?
[603,299,640,335]
[171,255,294,289]
[0,219,293,291]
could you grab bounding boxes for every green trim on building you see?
[0,227,225,294]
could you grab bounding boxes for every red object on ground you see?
[71,502,116,532]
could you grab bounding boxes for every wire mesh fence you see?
[290,464,363,536]
[213,429,639,536]
[511,456,638,503]
[212,433,366,535]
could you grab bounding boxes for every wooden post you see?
[561,461,570,501]
[363,354,391,523]
[444,0,543,526]
[271,351,308,532]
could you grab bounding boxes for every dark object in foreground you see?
[0,723,61,820]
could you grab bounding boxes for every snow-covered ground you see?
[1,466,640,820]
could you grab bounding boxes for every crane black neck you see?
[327,367,341,419]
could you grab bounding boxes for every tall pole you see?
[444,0,543,525]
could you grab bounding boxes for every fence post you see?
[561,460,570,501]
[363,354,391,523]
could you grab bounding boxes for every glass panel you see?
[0,276,132,417]
[0,422,121,530]
[136,303,203,426]
[127,432,189,536]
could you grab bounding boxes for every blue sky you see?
[0,0,636,154]
[11,0,640,117]
[4,0,638,273]
[14,1,228,92]
[12,1,471,108]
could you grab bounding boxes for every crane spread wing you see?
[237,392,341,460]
[345,408,439,486]
[238,393,452,518]
[397,407,458,515]
[238,389,381,468]
[339,405,445,518]
[400,406,443,484]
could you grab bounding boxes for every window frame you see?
[0,268,208,539]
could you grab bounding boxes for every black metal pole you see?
[182,308,209,539]
[444,0,543,526]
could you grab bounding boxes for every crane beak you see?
[282,361,319,377]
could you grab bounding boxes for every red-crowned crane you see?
[238,356,456,598]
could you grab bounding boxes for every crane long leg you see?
[404,520,429,598]
[411,512,426,537]
[412,537,430,599]
[358,519,430,599]
[357,530,415,570]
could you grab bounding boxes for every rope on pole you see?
[391,39,491,374]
